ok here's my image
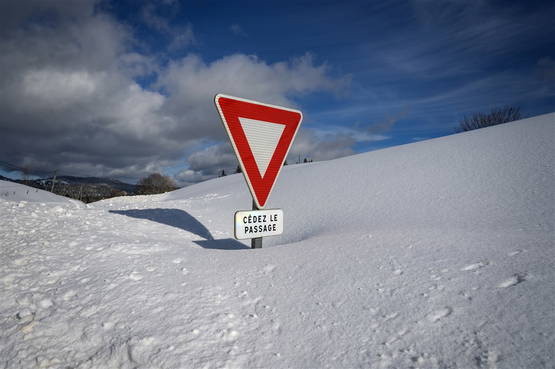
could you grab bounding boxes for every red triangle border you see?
[214,94,303,209]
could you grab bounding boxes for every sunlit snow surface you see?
[0,180,78,204]
[1,114,554,368]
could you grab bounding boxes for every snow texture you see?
[0,180,81,205]
[1,113,554,368]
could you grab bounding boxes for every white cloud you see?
[22,69,98,108]
[175,143,237,186]
[174,126,358,186]
[120,52,159,78]
[154,52,350,147]
[141,2,195,51]
[0,2,351,184]
[142,3,172,33]
[168,24,196,51]
[188,144,237,174]
[288,129,355,162]
[159,52,347,107]
[175,169,214,186]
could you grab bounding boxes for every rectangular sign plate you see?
[234,209,283,240]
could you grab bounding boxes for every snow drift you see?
[0,180,79,204]
[167,113,554,244]
[1,113,554,368]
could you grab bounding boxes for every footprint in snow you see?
[383,312,399,321]
[427,307,452,322]
[128,272,143,281]
[39,298,53,309]
[497,274,526,288]
[16,309,34,323]
[476,349,500,368]
[222,329,239,341]
[263,264,276,273]
[461,262,488,272]
[102,321,115,330]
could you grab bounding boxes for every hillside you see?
[1,113,553,368]
[0,180,81,205]
[54,176,137,194]
[0,175,137,203]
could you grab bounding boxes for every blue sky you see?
[109,0,555,144]
[0,0,554,184]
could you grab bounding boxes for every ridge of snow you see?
[165,113,554,242]
[0,180,81,205]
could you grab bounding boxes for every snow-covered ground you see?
[0,180,80,205]
[1,113,554,369]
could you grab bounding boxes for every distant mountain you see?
[54,176,137,193]
[0,175,137,203]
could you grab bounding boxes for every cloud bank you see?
[0,0,351,184]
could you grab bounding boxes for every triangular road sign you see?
[214,94,303,209]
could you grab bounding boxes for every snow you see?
[0,180,81,205]
[1,113,554,368]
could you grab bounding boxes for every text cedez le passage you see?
[242,213,279,234]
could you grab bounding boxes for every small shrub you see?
[136,173,177,195]
[460,106,521,132]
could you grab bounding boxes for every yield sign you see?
[214,94,302,209]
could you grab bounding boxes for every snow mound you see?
[0,180,80,204]
[164,113,554,243]
[1,113,554,369]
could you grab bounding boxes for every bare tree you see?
[460,106,521,132]
[136,173,177,195]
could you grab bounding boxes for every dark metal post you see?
[251,200,262,249]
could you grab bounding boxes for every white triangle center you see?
[239,117,286,177]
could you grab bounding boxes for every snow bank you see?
[1,113,553,369]
[0,180,79,204]
[165,113,554,243]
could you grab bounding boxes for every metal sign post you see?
[251,200,262,249]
